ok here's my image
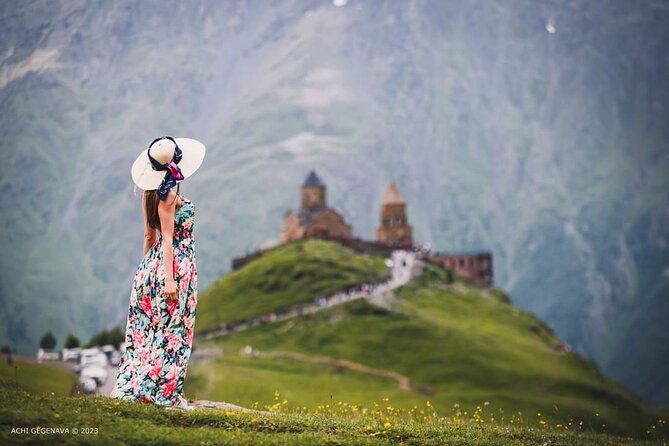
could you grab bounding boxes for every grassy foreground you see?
[1,387,666,445]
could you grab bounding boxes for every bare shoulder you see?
[158,189,180,212]
[158,189,179,218]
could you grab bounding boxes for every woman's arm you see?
[142,195,157,256]
[143,226,156,256]
[158,190,179,302]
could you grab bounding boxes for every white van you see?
[36,348,60,363]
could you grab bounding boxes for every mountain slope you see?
[0,0,667,404]
[189,240,654,436]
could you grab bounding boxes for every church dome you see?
[303,170,325,187]
[382,183,405,205]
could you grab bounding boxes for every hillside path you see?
[245,349,434,395]
[199,250,423,341]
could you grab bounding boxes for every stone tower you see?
[377,183,413,247]
[301,170,326,208]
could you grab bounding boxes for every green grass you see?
[196,239,388,331]
[0,356,75,396]
[186,354,410,409]
[190,252,660,437]
[0,387,665,445]
[0,245,666,444]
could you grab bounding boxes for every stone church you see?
[273,170,493,287]
[280,171,353,243]
[279,173,414,248]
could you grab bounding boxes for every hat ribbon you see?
[147,136,185,201]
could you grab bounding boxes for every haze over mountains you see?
[0,0,667,403]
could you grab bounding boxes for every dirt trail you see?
[248,349,434,396]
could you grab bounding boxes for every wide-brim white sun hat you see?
[131,137,206,190]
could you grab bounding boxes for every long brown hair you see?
[143,183,180,231]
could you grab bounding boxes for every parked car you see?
[110,350,121,366]
[36,348,60,363]
[62,347,82,362]
[80,364,108,385]
[101,345,122,365]
[80,348,109,368]
[101,344,114,357]
[78,377,97,394]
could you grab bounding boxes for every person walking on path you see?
[110,136,206,410]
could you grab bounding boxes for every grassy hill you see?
[197,240,388,331]
[0,240,666,444]
[190,240,661,438]
[0,356,75,396]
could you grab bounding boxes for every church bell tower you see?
[301,170,326,209]
[377,183,413,247]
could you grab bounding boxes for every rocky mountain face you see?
[0,0,667,402]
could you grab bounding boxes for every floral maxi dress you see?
[110,195,198,407]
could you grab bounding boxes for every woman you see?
[110,136,206,410]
